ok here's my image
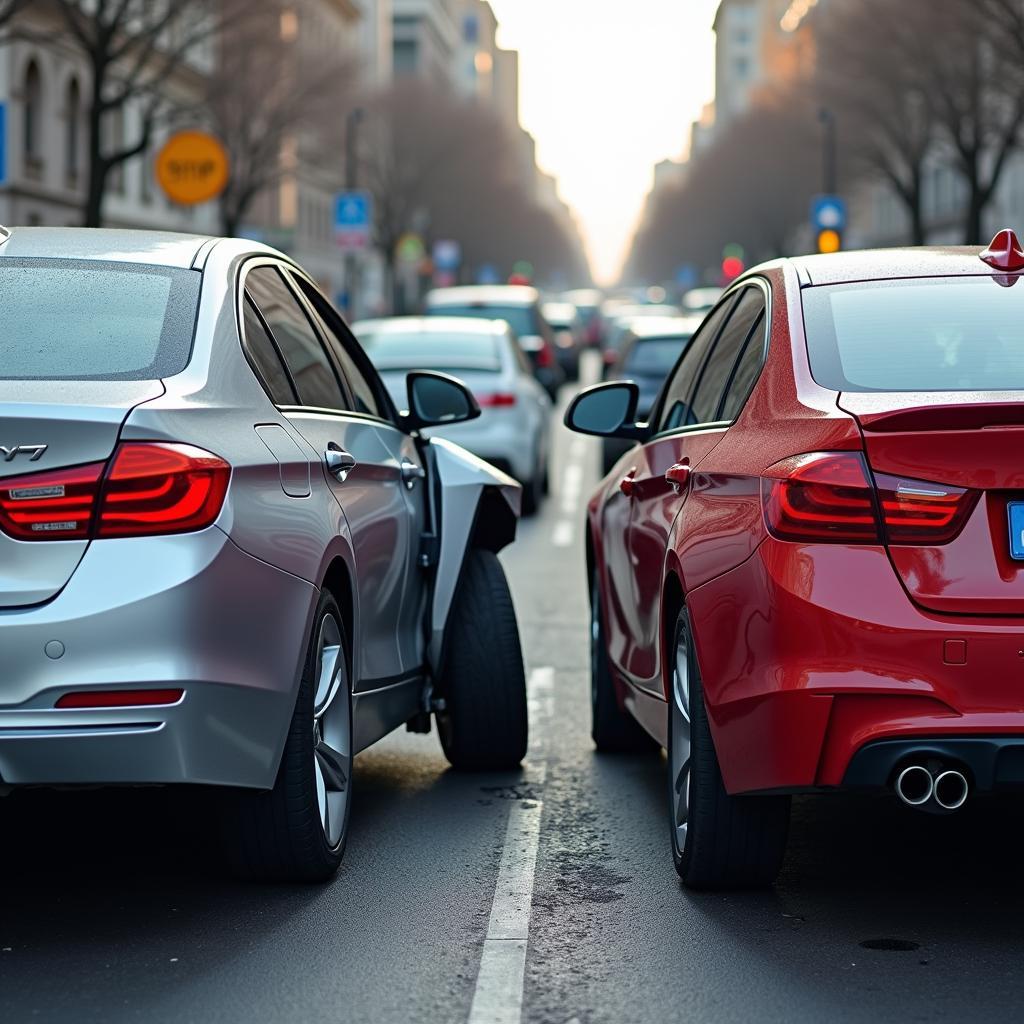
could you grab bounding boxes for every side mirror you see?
[404,371,481,431]
[564,381,646,440]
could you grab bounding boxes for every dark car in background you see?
[424,285,565,399]
[600,316,701,473]
[563,288,604,348]
[542,300,584,381]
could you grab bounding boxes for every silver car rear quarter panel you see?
[0,525,315,789]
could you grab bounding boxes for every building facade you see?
[392,0,459,84]
[0,3,218,233]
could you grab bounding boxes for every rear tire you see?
[221,593,353,882]
[590,573,657,753]
[438,550,528,770]
[669,608,789,889]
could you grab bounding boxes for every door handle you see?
[401,458,426,489]
[620,469,637,497]
[665,462,691,494]
[325,444,357,482]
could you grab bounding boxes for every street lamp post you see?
[819,107,837,195]
[344,107,365,319]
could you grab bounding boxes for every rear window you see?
[0,259,200,380]
[625,335,691,376]
[362,330,503,373]
[426,303,536,338]
[803,277,1024,392]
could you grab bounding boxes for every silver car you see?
[0,227,527,881]
[355,316,552,513]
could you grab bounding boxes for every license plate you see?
[1009,502,1024,559]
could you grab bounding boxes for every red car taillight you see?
[0,443,229,542]
[476,392,517,408]
[0,461,105,540]
[762,452,976,545]
[536,342,555,369]
[98,443,230,538]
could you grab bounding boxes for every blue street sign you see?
[675,263,698,289]
[476,264,500,285]
[811,194,846,232]
[0,103,7,186]
[334,190,373,251]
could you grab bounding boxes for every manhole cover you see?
[859,938,920,952]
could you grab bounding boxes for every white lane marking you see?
[467,667,552,1024]
[570,438,586,459]
[560,463,584,514]
[551,520,574,547]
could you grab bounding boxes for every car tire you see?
[437,549,528,770]
[221,592,353,882]
[522,473,541,516]
[590,572,658,753]
[668,608,789,889]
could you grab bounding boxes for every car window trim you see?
[286,268,403,426]
[650,277,772,437]
[240,291,300,405]
[281,404,410,438]
[713,278,772,423]
[238,256,354,413]
[649,290,741,434]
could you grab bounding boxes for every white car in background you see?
[355,317,552,513]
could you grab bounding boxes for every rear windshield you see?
[625,336,691,376]
[427,304,536,339]
[803,277,1024,392]
[362,330,503,373]
[0,259,200,380]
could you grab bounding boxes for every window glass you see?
[426,303,536,338]
[690,288,765,424]
[294,277,385,418]
[803,277,1024,391]
[0,259,199,380]
[719,312,766,421]
[624,335,692,377]
[657,295,737,433]
[242,294,296,405]
[245,266,345,409]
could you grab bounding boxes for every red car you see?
[567,230,1024,889]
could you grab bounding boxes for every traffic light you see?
[721,243,745,282]
[817,228,842,254]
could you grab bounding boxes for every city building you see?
[454,0,498,102]
[392,0,459,84]
[0,3,218,232]
[358,0,395,86]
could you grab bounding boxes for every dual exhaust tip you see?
[894,763,969,812]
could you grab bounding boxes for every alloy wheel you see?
[311,613,351,850]
[670,620,692,855]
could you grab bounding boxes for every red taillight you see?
[97,443,229,538]
[762,452,977,545]
[56,688,184,709]
[477,392,517,408]
[536,342,555,369]
[762,453,879,543]
[603,349,618,366]
[873,473,977,544]
[0,443,229,542]
[0,462,105,540]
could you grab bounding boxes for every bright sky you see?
[488,0,720,285]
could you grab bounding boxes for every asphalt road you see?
[3,363,1024,1023]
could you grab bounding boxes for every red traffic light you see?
[721,256,744,281]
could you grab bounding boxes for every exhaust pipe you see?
[933,769,969,811]
[895,764,934,807]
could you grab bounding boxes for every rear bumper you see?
[0,527,316,789]
[428,414,538,482]
[687,538,1024,795]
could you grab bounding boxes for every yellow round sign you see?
[155,131,229,205]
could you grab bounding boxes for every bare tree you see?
[815,0,934,244]
[46,0,237,226]
[921,0,1024,242]
[205,4,360,236]
[0,1,27,26]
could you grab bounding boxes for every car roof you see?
[353,315,509,337]
[787,246,995,286]
[426,285,539,307]
[0,226,213,268]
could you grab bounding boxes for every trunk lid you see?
[0,380,162,606]
[840,391,1024,614]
